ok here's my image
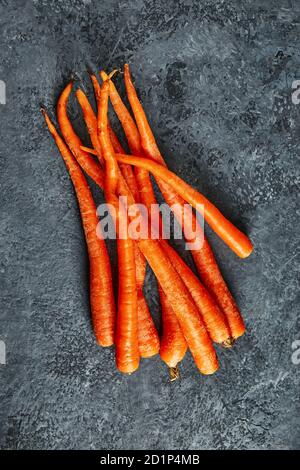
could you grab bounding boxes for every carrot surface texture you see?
[98,78,139,374]
[41,109,115,347]
[159,287,187,368]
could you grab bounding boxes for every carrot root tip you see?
[222,337,236,348]
[169,366,180,382]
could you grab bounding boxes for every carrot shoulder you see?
[42,109,115,347]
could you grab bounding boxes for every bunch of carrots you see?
[42,64,253,379]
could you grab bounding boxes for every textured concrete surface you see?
[0,0,299,450]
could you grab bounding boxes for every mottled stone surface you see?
[0,0,299,450]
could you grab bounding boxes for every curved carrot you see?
[123,63,247,337]
[101,70,141,155]
[56,82,104,187]
[159,286,187,368]
[63,85,159,357]
[82,76,141,203]
[98,78,139,374]
[116,154,253,259]
[98,80,119,194]
[41,109,115,347]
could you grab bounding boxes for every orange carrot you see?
[108,124,141,204]
[82,144,232,345]
[88,76,159,357]
[138,238,218,375]
[98,77,218,374]
[98,78,139,373]
[160,240,231,345]
[123,63,247,337]
[77,81,140,203]
[134,243,160,358]
[82,143,246,339]
[159,286,187,368]
[101,70,162,237]
[83,142,219,372]
[41,109,115,347]
[116,154,253,259]
[101,70,141,155]
[60,83,159,357]
[116,222,140,372]
[57,82,104,187]
[90,72,140,200]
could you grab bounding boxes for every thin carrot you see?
[116,220,140,372]
[101,70,141,155]
[41,109,115,347]
[98,78,139,374]
[56,82,104,187]
[159,286,187,368]
[115,154,253,259]
[59,83,159,358]
[78,79,140,203]
[84,78,159,357]
[101,70,162,237]
[108,124,141,204]
[90,72,140,199]
[123,63,247,337]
